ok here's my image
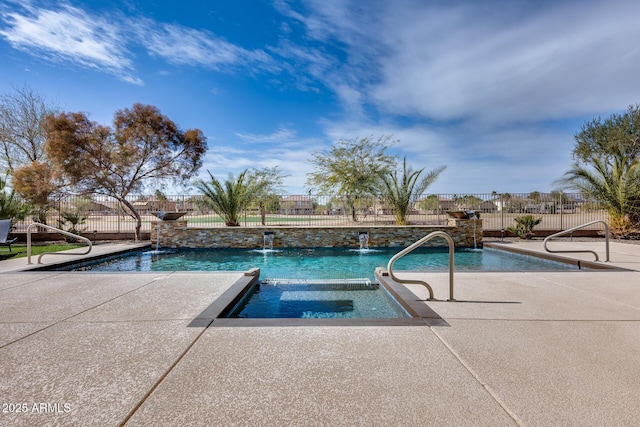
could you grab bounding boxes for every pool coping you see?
[483,241,631,271]
[17,243,154,272]
[194,267,448,327]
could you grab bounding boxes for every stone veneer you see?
[153,218,482,249]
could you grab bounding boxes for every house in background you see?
[414,196,456,214]
[132,200,177,214]
[279,195,314,215]
[85,201,115,214]
[476,200,499,213]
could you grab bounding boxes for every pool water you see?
[67,246,579,280]
[226,281,408,319]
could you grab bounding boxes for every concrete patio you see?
[1,240,639,426]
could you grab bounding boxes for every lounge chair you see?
[0,219,18,252]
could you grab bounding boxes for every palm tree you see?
[562,149,640,237]
[196,170,265,226]
[378,157,446,225]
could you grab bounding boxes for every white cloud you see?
[0,2,278,84]
[276,0,640,124]
[273,0,384,109]
[235,125,298,143]
[200,126,323,194]
[370,1,640,122]
[138,22,276,73]
[268,40,333,93]
[0,3,141,84]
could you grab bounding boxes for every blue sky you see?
[2,0,640,195]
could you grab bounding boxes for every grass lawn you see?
[0,243,85,261]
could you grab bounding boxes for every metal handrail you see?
[543,220,610,262]
[27,223,93,264]
[386,231,455,301]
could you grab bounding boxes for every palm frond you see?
[379,157,445,225]
[195,170,257,226]
[562,150,640,232]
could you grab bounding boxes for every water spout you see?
[155,211,166,251]
[466,210,478,250]
[358,231,369,250]
[263,231,275,250]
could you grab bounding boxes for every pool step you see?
[261,277,374,290]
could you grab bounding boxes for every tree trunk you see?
[119,197,142,240]
[347,195,359,222]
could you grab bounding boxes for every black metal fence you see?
[12,193,608,234]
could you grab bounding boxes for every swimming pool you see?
[223,281,409,319]
[62,246,583,280]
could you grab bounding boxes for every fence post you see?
[560,194,564,230]
[308,191,312,227]
[500,194,504,231]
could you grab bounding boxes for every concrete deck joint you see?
[0,273,171,349]
[119,317,215,426]
[431,326,525,426]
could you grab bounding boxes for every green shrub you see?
[507,215,542,239]
[57,211,87,241]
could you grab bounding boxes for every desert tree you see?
[452,194,483,210]
[306,135,397,221]
[42,104,207,239]
[528,191,541,204]
[417,194,440,212]
[246,166,288,225]
[0,85,57,174]
[573,104,640,167]
[11,160,59,224]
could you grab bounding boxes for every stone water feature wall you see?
[153,218,482,249]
